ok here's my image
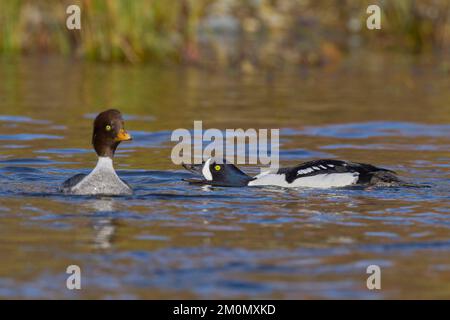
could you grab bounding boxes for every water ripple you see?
[285,122,450,139]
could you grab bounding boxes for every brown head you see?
[92,109,132,158]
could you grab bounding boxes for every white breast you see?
[248,171,359,188]
[70,157,132,195]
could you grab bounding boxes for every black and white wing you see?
[249,159,400,188]
[61,173,87,193]
[280,159,397,185]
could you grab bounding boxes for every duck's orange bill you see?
[115,128,132,141]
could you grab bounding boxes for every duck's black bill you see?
[182,177,209,184]
[182,163,203,174]
[182,163,208,184]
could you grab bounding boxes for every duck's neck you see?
[94,156,115,173]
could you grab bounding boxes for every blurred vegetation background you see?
[0,0,449,69]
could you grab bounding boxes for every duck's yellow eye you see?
[214,165,221,171]
[105,125,112,131]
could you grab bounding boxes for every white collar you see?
[94,157,114,171]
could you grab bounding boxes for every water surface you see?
[0,56,449,299]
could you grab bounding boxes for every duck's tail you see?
[369,171,428,188]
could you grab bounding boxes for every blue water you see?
[0,61,450,299]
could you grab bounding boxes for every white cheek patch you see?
[202,158,213,181]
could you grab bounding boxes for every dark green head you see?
[182,158,253,187]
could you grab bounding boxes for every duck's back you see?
[61,173,87,192]
[61,158,132,195]
[249,159,403,188]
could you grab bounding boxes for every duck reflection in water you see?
[84,198,119,250]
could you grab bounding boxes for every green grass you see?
[0,0,211,63]
[0,0,449,64]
